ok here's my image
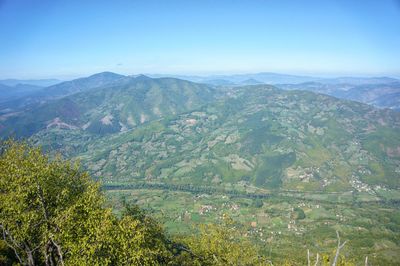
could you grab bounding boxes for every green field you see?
[105,187,400,265]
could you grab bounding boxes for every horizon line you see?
[2,70,400,81]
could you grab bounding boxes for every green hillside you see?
[0,76,217,138]
[26,83,400,193]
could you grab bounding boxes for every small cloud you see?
[116,63,123,66]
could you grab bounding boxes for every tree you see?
[175,215,268,266]
[0,140,174,265]
[0,239,16,265]
[293,207,306,220]
[253,199,264,208]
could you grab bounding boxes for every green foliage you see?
[0,239,16,266]
[175,216,267,266]
[255,153,296,188]
[0,140,174,265]
[253,198,264,208]
[293,207,306,220]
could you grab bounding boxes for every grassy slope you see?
[31,85,400,191]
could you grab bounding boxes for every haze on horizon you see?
[1,0,400,79]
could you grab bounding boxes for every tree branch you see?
[50,238,65,266]
[314,253,319,266]
[0,224,24,265]
[332,231,348,266]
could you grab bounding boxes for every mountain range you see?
[0,78,61,87]
[1,72,399,114]
[150,73,400,111]
[149,72,319,85]
[277,81,400,111]
[1,72,399,195]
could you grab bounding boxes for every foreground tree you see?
[0,140,174,265]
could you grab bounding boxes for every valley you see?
[1,72,400,264]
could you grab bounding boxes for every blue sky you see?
[0,0,399,79]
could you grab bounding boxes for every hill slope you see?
[277,81,400,111]
[0,72,126,113]
[0,75,218,138]
[29,84,400,192]
[0,83,44,103]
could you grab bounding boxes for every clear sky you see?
[1,0,400,79]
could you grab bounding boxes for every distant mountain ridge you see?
[1,71,399,114]
[149,72,319,85]
[0,74,217,138]
[0,83,44,103]
[315,76,399,85]
[0,72,128,113]
[37,71,126,98]
[277,81,400,111]
[0,78,61,87]
[147,72,400,110]
[150,72,399,86]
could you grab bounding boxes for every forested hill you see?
[0,75,218,138]
[1,73,397,193]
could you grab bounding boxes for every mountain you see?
[0,75,217,138]
[370,92,400,111]
[3,74,400,192]
[0,83,44,103]
[80,86,400,190]
[0,78,61,87]
[0,72,128,114]
[239,78,264,85]
[150,72,319,85]
[201,79,236,86]
[14,81,397,193]
[151,72,400,87]
[37,71,126,98]
[0,84,14,102]
[180,77,264,86]
[338,82,400,110]
[277,81,400,111]
[316,76,399,85]
[210,72,318,84]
